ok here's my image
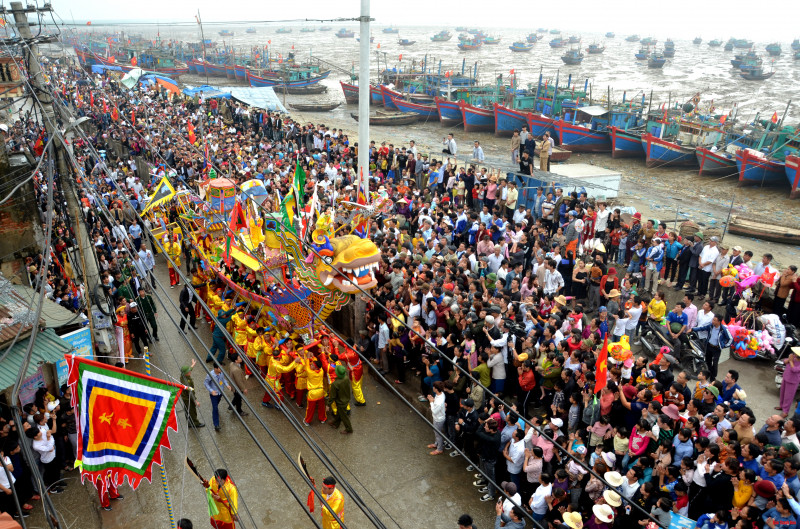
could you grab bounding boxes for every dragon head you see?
[317,235,380,293]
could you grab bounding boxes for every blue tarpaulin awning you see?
[91,64,125,74]
[182,85,232,99]
[224,87,287,113]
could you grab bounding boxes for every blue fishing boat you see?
[553,106,613,152]
[586,43,605,54]
[431,30,452,42]
[509,41,534,52]
[526,33,538,43]
[568,35,581,44]
[625,34,640,42]
[561,49,585,65]
[724,41,734,51]
[708,39,722,47]
[383,27,399,34]
[458,39,482,51]
[765,43,781,56]
[640,37,657,46]
[740,67,774,80]
[648,51,667,68]
[663,39,675,58]
[737,148,785,186]
[550,29,561,34]
[482,36,502,45]
[792,39,800,51]
[246,28,257,34]
[455,26,468,32]
[300,28,315,33]
[219,30,234,37]
[276,27,291,34]
[635,46,649,60]
[494,104,529,136]
[538,27,548,33]
[606,32,615,38]
[733,38,753,49]
[392,97,438,120]
[461,101,496,132]
[319,27,332,31]
[549,37,567,48]
[795,51,800,60]
[435,97,463,126]
[786,155,800,198]
[609,126,645,158]
[398,39,416,46]
[693,37,702,44]
[737,51,763,72]
[642,133,697,167]
[335,28,354,38]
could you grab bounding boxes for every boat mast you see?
[196,10,209,84]
[357,0,371,203]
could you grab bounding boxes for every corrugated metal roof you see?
[0,329,74,391]
[12,283,80,329]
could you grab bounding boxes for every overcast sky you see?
[54,0,800,42]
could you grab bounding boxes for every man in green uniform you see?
[328,365,353,434]
[180,359,204,428]
[137,287,159,342]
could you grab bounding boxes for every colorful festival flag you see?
[187,120,196,144]
[140,176,176,215]
[228,199,247,233]
[594,335,609,394]
[33,132,45,157]
[66,355,184,493]
[293,163,306,207]
[771,111,779,124]
[279,189,297,235]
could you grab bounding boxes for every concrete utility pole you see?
[357,0,371,196]
[10,2,100,305]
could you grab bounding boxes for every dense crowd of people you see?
[3,59,800,529]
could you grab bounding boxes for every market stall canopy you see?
[91,64,126,74]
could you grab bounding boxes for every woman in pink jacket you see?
[622,418,650,470]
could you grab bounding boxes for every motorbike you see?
[771,325,799,390]
[638,319,708,378]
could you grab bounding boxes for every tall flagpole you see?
[357,0,371,202]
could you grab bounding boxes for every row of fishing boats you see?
[340,73,800,198]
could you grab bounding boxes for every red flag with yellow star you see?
[594,335,609,394]
[66,355,184,494]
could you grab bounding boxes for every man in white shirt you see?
[543,259,564,296]
[472,141,485,163]
[697,237,720,298]
[500,481,522,517]
[529,473,553,520]
[442,133,458,158]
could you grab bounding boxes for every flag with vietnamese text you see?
[67,355,184,494]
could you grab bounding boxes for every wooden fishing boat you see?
[605,32,615,38]
[549,37,567,48]
[708,39,722,47]
[727,216,800,245]
[693,37,702,44]
[568,35,581,44]
[398,39,416,46]
[290,102,341,112]
[786,155,800,199]
[276,27,292,34]
[695,147,738,176]
[300,28,316,33]
[335,28,354,38]
[340,81,359,103]
[740,69,775,80]
[350,112,419,126]
[534,144,572,162]
[390,96,438,120]
[247,69,330,88]
[626,35,640,42]
[219,30,234,37]
[648,52,667,68]
[383,27,399,34]
[765,43,782,56]
[276,84,329,95]
[561,49,585,65]
[586,44,605,54]
[482,37,502,45]
[526,33,539,43]
[509,41,534,52]
[458,40,483,51]
[431,31,452,42]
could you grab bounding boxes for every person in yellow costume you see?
[206,468,238,529]
[232,310,249,352]
[254,328,273,377]
[294,351,308,407]
[319,476,344,529]
[243,320,258,378]
[261,345,299,409]
[164,235,182,287]
[303,355,327,425]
